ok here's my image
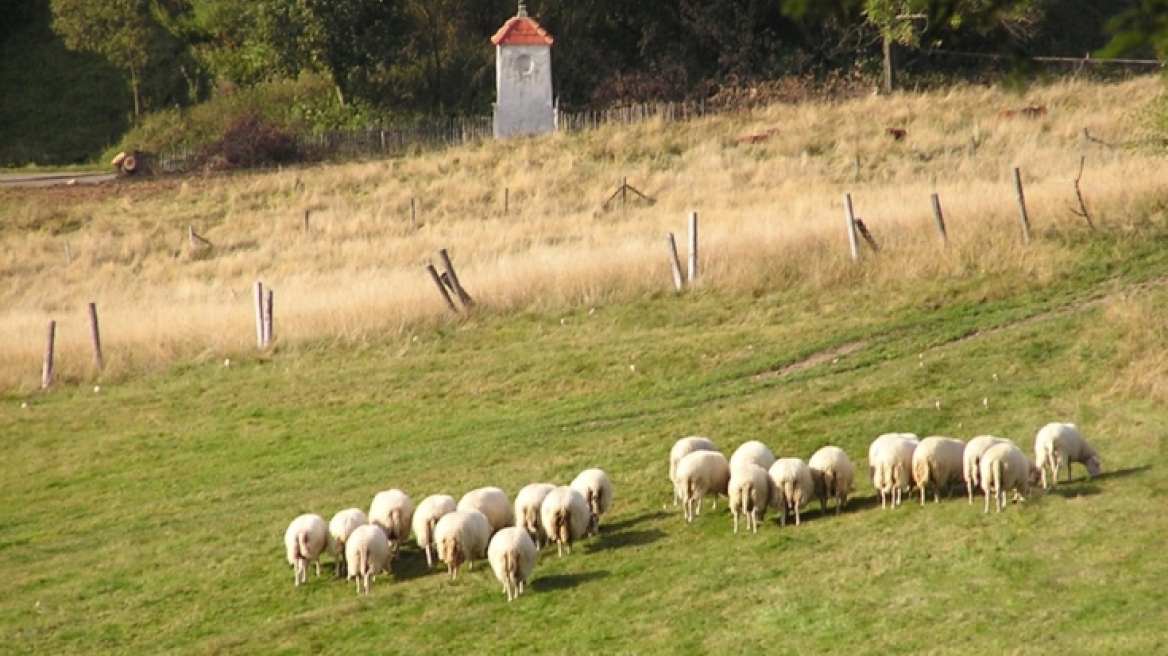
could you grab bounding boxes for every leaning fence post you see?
[666,233,685,292]
[42,320,56,389]
[844,193,860,262]
[253,282,266,349]
[427,264,458,313]
[88,302,104,372]
[687,212,699,284]
[1013,167,1032,245]
[264,289,274,347]
[930,193,948,246]
[439,249,475,309]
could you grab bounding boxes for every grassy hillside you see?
[2,76,1167,654]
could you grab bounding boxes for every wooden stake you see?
[303,210,310,232]
[427,264,458,313]
[264,289,274,347]
[504,187,509,215]
[666,233,684,292]
[1013,167,1032,245]
[687,212,698,284]
[844,193,860,262]
[930,193,948,245]
[411,198,417,226]
[42,320,56,389]
[65,241,73,265]
[439,249,475,309]
[254,282,266,349]
[88,302,104,372]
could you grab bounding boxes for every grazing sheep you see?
[570,468,613,536]
[1034,422,1103,489]
[434,509,492,579]
[980,442,1043,513]
[412,494,457,568]
[963,435,1011,504]
[284,513,328,587]
[729,440,776,473]
[513,483,557,548]
[487,527,538,602]
[868,433,920,483]
[728,463,770,534]
[870,435,918,509]
[807,446,856,515]
[369,489,415,553]
[767,458,815,526]
[458,487,514,536]
[539,486,591,557]
[670,436,719,505]
[327,508,368,577]
[673,450,731,522]
[912,436,966,505]
[345,524,392,594]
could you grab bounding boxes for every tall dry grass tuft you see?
[2,77,1166,391]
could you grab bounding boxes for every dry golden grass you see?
[2,77,1165,391]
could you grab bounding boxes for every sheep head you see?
[1085,456,1103,478]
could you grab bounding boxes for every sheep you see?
[570,468,613,536]
[539,486,591,557]
[345,523,392,594]
[870,435,918,509]
[487,527,538,602]
[458,487,514,536]
[412,494,457,568]
[963,435,1011,504]
[728,463,770,534]
[980,442,1043,513]
[369,489,414,553]
[1034,422,1103,489]
[327,507,368,578]
[767,458,815,526]
[807,446,855,515]
[730,440,776,473]
[669,436,718,505]
[868,433,920,483]
[912,436,966,505]
[673,450,731,522]
[284,513,328,587]
[433,509,492,579]
[513,483,556,548]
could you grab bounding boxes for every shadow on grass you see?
[600,510,669,533]
[1074,464,1150,484]
[389,546,445,582]
[530,570,610,592]
[585,528,665,553]
[1043,485,1102,499]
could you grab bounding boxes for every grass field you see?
[2,76,1168,654]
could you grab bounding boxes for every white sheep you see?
[487,527,538,602]
[434,509,492,579]
[284,513,328,587]
[327,507,368,577]
[570,468,613,536]
[870,435,918,509]
[963,435,1011,504]
[539,486,591,557]
[345,523,392,594]
[1034,422,1103,489]
[912,436,966,505]
[673,450,731,522]
[728,463,770,534]
[458,487,514,536]
[768,458,815,526]
[729,440,776,473]
[807,446,855,515]
[868,433,920,483]
[412,494,457,568]
[980,442,1043,513]
[670,436,718,505]
[513,483,556,548]
[369,489,414,553]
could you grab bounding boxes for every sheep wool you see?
[767,458,815,526]
[870,435,918,509]
[673,450,731,523]
[1034,422,1103,489]
[412,494,457,568]
[807,446,855,515]
[345,524,392,594]
[570,468,613,536]
[513,483,557,548]
[458,487,515,536]
[434,510,492,580]
[327,507,368,577]
[369,489,415,553]
[284,513,328,587]
[980,442,1041,513]
[963,435,1011,504]
[487,527,538,602]
[912,436,966,505]
[728,463,770,534]
[539,486,591,557]
[729,440,776,474]
[670,436,719,506]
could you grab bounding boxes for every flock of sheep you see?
[670,421,1103,531]
[283,468,613,600]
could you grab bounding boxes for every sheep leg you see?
[794,505,801,526]
[732,509,739,534]
[983,489,991,514]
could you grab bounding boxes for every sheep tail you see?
[296,531,310,563]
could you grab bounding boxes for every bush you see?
[196,111,300,171]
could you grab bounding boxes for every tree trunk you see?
[881,32,896,95]
[131,65,141,117]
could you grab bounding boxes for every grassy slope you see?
[3,224,1168,654]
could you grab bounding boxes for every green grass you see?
[3,225,1168,654]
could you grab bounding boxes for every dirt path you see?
[0,172,116,188]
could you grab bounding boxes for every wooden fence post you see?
[666,233,685,292]
[88,302,104,372]
[264,289,274,347]
[930,193,948,245]
[504,187,509,215]
[303,210,310,232]
[439,249,475,309]
[427,264,458,313]
[1013,167,1032,245]
[42,320,56,389]
[411,198,417,226]
[844,193,860,262]
[254,282,266,349]
[687,212,698,284]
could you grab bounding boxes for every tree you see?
[50,0,161,117]
[1100,0,1168,59]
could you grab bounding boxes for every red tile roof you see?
[491,16,554,46]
